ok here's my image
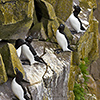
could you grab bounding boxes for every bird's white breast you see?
[22,44,36,65]
[11,78,26,100]
[56,30,68,51]
[16,46,22,57]
[69,13,81,33]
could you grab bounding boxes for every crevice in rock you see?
[34,0,50,36]
[34,0,50,22]
[27,86,32,100]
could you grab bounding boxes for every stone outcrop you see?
[25,41,71,100]
[0,43,25,77]
[67,0,99,100]
[0,0,99,100]
[89,0,100,99]
[45,0,73,21]
[0,41,71,100]
[0,0,34,39]
[0,0,73,43]
[0,54,8,84]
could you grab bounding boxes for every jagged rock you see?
[24,41,71,100]
[87,75,97,95]
[0,54,8,84]
[47,18,59,41]
[28,22,47,40]
[0,0,99,100]
[32,0,60,41]
[0,41,71,100]
[76,2,99,63]
[88,0,100,99]
[31,0,73,42]
[86,94,97,100]
[0,43,25,77]
[67,0,99,99]
[79,0,97,9]
[34,0,56,21]
[77,5,99,62]
[0,0,34,39]
[45,0,73,21]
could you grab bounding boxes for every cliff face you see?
[68,0,99,99]
[0,0,99,100]
[91,0,100,99]
[0,41,72,100]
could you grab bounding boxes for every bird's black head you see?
[73,5,81,15]
[25,36,33,44]
[58,24,65,33]
[15,39,24,49]
[15,68,23,84]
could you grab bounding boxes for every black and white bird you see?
[68,5,86,33]
[56,24,73,52]
[11,68,30,100]
[15,36,46,65]
[15,39,24,57]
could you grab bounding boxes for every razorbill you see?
[69,5,86,33]
[56,24,73,52]
[11,68,30,100]
[15,39,24,57]
[24,36,47,65]
[15,36,46,65]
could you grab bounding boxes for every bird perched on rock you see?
[11,68,30,100]
[68,5,86,33]
[56,24,73,53]
[15,36,46,65]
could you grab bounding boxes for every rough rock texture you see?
[29,0,73,43]
[0,41,71,100]
[0,0,34,39]
[0,0,73,40]
[28,22,47,40]
[94,0,100,32]
[0,54,8,84]
[89,0,100,99]
[87,75,97,95]
[0,0,99,100]
[0,43,25,77]
[26,41,71,100]
[45,0,73,21]
[67,0,99,100]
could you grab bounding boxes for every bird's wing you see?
[62,32,70,45]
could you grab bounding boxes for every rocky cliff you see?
[0,0,99,100]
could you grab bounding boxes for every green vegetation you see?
[73,83,86,100]
[79,58,89,85]
[73,58,89,100]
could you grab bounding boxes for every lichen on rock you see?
[67,0,99,99]
[0,54,8,84]
[0,43,25,77]
[0,0,34,39]
[45,0,73,21]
